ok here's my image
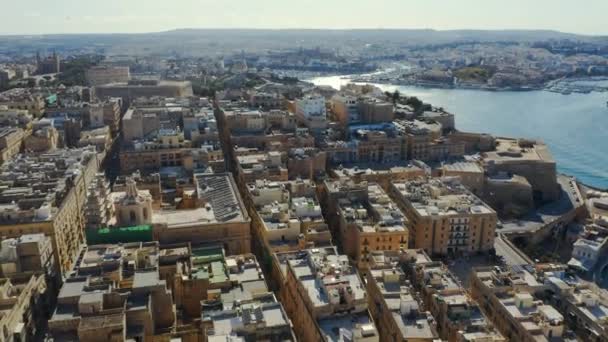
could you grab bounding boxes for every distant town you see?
[0,29,607,341]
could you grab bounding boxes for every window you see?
[130,210,137,223]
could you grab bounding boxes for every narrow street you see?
[494,234,531,266]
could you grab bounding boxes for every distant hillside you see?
[0,28,605,57]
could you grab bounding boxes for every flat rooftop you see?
[205,295,293,340]
[419,262,462,292]
[332,162,423,178]
[484,138,555,164]
[369,268,438,340]
[393,177,495,217]
[0,147,97,223]
[338,183,407,233]
[249,180,326,233]
[394,119,442,135]
[287,249,365,309]
[318,312,378,342]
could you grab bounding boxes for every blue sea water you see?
[310,75,608,189]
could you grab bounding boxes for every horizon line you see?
[0,27,605,38]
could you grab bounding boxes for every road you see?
[499,174,582,235]
[494,235,530,266]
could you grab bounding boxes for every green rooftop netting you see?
[86,225,153,245]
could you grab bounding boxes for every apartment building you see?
[280,247,379,341]
[287,147,327,180]
[366,266,439,341]
[470,265,575,342]
[291,95,328,133]
[0,233,55,279]
[237,152,288,183]
[331,95,394,126]
[439,160,485,196]
[351,127,407,164]
[0,106,32,128]
[0,127,25,165]
[248,179,331,252]
[0,147,100,273]
[0,275,50,342]
[248,91,283,110]
[224,108,313,153]
[0,88,46,117]
[395,119,465,162]
[326,180,409,270]
[568,221,608,274]
[202,292,296,341]
[411,261,505,342]
[390,177,497,256]
[331,163,426,190]
[88,98,122,135]
[48,242,176,341]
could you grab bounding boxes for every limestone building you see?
[279,247,380,341]
[23,126,59,153]
[366,266,439,341]
[0,147,100,273]
[113,177,153,227]
[482,138,559,202]
[0,128,25,165]
[390,177,497,256]
[0,233,55,278]
[287,147,327,180]
[323,180,409,270]
[248,179,332,252]
[237,152,288,183]
[0,88,46,117]
[36,52,60,74]
[85,66,131,86]
[0,275,50,342]
[395,119,465,162]
[439,160,485,196]
[410,261,505,342]
[470,266,571,342]
[152,173,251,255]
[93,80,193,107]
[471,264,608,341]
[48,242,176,342]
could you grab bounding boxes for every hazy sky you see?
[2,0,607,35]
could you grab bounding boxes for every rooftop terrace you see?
[393,177,495,217]
[0,147,97,223]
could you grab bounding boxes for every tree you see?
[405,96,423,110]
[391,90,401,104]
[56,55,104,86]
